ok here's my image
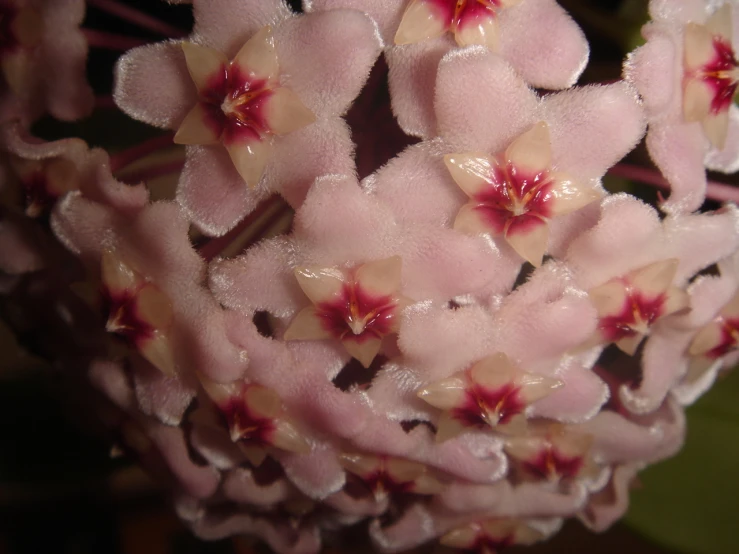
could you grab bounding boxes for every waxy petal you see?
[456,10,499,50]
[684,22,717,74]
[506,218,548,266]
[294,266,345,304]
[231,26,279,84]
[283,307,334,341]
[354,256,403,299]
[136,283,174,330]
[174,102,222,145]
[444,153,496,198]
[140,332,177,376]
[505,122,552,176]
[342,336,383,369]
[417,376,467,410]
[630,259,679,298]
[225,138,272,188]
[394,0,447,45]
[271,419,311,454]
[588,280,628,318]
[264,87,316,135]
[181,42,228,96]
[683,78,714,123]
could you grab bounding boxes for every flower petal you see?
[231,25,279,83]
[394,0,447,45]
[264,87,316,135]
[174,102,222,145]
[114,41,196,129]
[181,41,228,95]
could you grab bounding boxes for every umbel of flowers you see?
[2,1,739,553]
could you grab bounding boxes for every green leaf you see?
[625,369,739,554]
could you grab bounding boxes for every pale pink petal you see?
[498,0,589,89]
[579,464,640,532]
[369,504,435,552]
[275,443,347,500]
[209,237,304,317]
[176,145,269,236]
[435,47,539,152]
[649,0,710,24]
[305,0,403,39]
[114,41,197,129]
[623,24,678,118]
[222,468,291,506]
[386,40,449,137]
[646,119,707,213]
[704,105,739,173]
[369,142,468,227]
[274,10,383,117]
[191,0,292,56]
[540,82,646,179]
[131,358,195,426]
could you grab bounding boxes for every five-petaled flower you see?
[440,518,545,554]
[339,452,443,501]
[504,423,597,483]
[417,353,562,441]
[199,376,310,467]
[446,122,598,266]
[175,26,315,187]
[100,250,177,377]
[688,289,739,375]
[395,0,520,49]
[682,3,739,150]
[587,259,690,355]
[284,256,408,368]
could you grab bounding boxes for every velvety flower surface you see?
[307,0,589,137]
[114,0,382,235]
[625,0,739,212]
[368,48,645,266]
[0,0,93,123]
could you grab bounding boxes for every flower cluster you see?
[2,1,739,553]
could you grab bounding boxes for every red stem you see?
[87,0,187,38]
[82,29,148,50]
[608,163,739,204]
[198,196,285,262]
[109,133,176,173]
[118,159,185,184]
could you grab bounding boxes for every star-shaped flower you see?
[284,256,408,368]
[687,288,739,373]
[307,0,589,137]
[114,1,382,235]
[174,27,316,187]
[625,1,739,212]
[440,518,545,554]
[504,424,598,483]
[446,121,598,266]
[417,353,562,441]
[339,452,443,501]
[101,249,177,376]
[588,259,690,355]
[199,375,310,467]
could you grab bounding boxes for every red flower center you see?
[598,290,666,342]
[102,288,155,346]
[522,447,584,480]
[706,316,739,359]
[220,395,276,446]
[693,37,739,115]
[200,63,275,145]
[314,282,398,344]
[428,0,503,31]
[453,381,525,427]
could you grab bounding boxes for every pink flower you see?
[307,0,589,137]
[369,48,645,266]
[625,1,739,212]
[339,452,443,499]
[440,518,545,554]
[284,257,408,367]
[114,0,382,235]
[0,0,93,123]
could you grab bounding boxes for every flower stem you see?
[198,196,287,262]
[118,159,185,184]
[608,163,739,204]
[82,29,148,50]
[109,133,176,172]
[87,0,187,38]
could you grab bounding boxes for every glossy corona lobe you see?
[688,288,739,374]
[417,353,563,441]
[441,518,545,554]
[682,4,739,149]
[587,259,690,355]
[100,250,176,377]
[395,0,522,49]
[199,376,310,467]
[174,27,316,187]
[284,256,407,368]
[447,122,599,266]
